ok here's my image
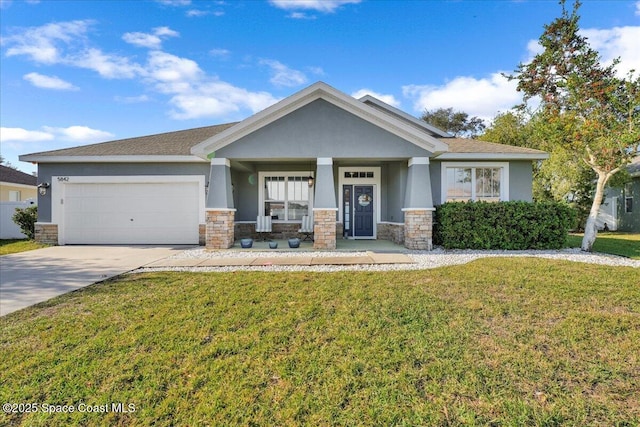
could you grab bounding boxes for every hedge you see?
[433,201,576,250]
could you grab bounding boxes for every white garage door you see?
[63,181,200,244]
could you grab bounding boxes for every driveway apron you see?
[0,246,188,316]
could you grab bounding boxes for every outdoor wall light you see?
[308,176,314,187]
[38,182,50,196]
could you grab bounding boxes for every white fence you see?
[0,200,36,239]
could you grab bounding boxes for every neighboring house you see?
[20,82,548,249]
[597,156,640,232]
[0,165,37,201]
[0,165,37,239]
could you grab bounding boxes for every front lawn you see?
[566,232,640,259]
[0,239,48,256]
[1,258,639,426]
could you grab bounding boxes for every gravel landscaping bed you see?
[136,247,640,273]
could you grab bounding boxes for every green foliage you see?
[420,107,486,137]
[481,111,533,148]
[497,0,640,248]
[434,201,576,249]
[11,205,37,240]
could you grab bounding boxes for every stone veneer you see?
[403,209,433,250]
[313,209,337,249]
[377,222,405,245]
[35,223,58,245]
[199,224,206,246]
[206,210,235,249]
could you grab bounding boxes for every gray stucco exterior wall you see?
[429,161,442,206]
[508,161,534,202]
[382,161,407,223]
[36,162,209,222]
[215,99,431,160]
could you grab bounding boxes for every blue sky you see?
[1,0,639,174]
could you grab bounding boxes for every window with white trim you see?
[442,163,508,202]
[9,190,21,201]
[625,183,633,213]
[261,172,312,221]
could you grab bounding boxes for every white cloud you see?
[42,126,114,141]
[114,94,150,103]
[636,1,640,16]
[259,59,307,87]
[0,127,54,143]
[210,48,230,58]
[351,89,400,108]
[186,9,224,17]
[288,12,316,19]
[122,32,162,49]
[3,20,93,64]
[23,72,78,90]
[168,81,279,119]
[70,48,144,79]
[147,51,203,85]
[156,0,190,5]
[123,26,179,50]
[581,26,640,77]
[153,26,179,38]
[402,73,521,122]
[306,66,324,76]
[269,0,360,13]
[2,20,283,121]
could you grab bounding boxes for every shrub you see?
[12,205,38,240]
[433,201,576,250]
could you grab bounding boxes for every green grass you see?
[1,258,639,426]
[566,232,640,259]
[0,239,48,255]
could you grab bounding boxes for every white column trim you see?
[317,157,333,166]
[210,158,230,167]
[408,157,429,167]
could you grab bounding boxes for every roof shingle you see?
[439,138,547,155]
[0,165,37,186]
[22,123,237,158]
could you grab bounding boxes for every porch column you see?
[402,157,434,250]
[313,157,337,249]
[206,158,235,249]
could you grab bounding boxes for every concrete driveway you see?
[0,245,189,316]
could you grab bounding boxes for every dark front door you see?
[354,185,374,237]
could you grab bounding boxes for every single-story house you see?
[20,82,548,250]
[597,156,640,232]
[0,164,37,201]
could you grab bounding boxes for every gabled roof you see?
[19,82,549,164]
[0,164,37,186]
[434,138,549,160]
[20,123,236,163]
[358,95,452,138]
[191,81,450,159]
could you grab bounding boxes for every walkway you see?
[145,251,413,268]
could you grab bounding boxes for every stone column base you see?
[313,209,337,249]
[403,209,433,250]
[206,210,235,249]
[35,223,58,245]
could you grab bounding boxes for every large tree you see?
[421,107,486,138]
[511,0,640,252]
